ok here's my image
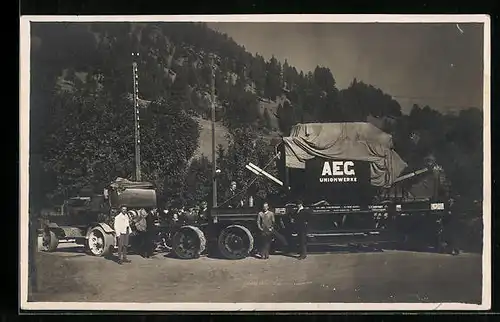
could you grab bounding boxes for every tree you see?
[216,128,281,207]
[313,66,336,92]
[222,87,260,131]
[38,82,200,207]
[263,108,273,130]
[338,79,402,121]
[181,156,213,207]
[264,55,282,100]
[141,98,201,206]
[276,99,296,135]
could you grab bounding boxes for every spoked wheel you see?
[218,225,254,260]
[87,226,114,257]
[172,226,206,259]
[41,229,59,252]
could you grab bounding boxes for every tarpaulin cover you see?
[282,122,408,187]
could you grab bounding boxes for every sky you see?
[207,22,484,115]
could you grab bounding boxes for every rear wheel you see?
[218,225,254,260]
[87,226,114,257]
[172,226,206,259]
[41,229,59,252]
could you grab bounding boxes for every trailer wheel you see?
[172,226,206,259]
[218,225,254,260]
[41,229,59,252]
[87,226,114,257]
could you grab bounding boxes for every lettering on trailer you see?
[304,158,371,204]
[319,161,357,183]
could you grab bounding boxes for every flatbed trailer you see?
[162,122,458,260]
[192,198,451,260]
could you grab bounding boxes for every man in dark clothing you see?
[224,181,244,208]
[198,201,209,222]
[133,208,153,258]
[142,209,155,258]
[294,200,308,260]
[274,213,291,254]
[257,202,275,259]
[438,197,460,255]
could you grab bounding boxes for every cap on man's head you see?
[231,181,237,185]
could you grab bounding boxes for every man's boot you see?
[122,248,131,263]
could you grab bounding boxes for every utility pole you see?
[132,52,142,181]
[210,54,217,207]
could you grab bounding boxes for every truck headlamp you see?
[430,202,445,210]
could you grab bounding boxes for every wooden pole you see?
[211,55,217,208]
[132,53,142,181]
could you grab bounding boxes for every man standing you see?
[257,202,275,259]
[294,200,308,260]
[142,208,155,258]
[114,205,132,264]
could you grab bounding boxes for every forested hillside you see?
[29,22,483,214]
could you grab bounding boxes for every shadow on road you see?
[53,246,87,254]
[41,240,476,261]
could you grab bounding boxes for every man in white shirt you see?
[114,205,132,264]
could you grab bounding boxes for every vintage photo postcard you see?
[19,14,491,312]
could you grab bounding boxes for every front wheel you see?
[41,229,59,252]
[86,226,115,257]
[218,225,254,260]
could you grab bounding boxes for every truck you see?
[41,122,457,260]
[40,178,158,257]
[166,122,458,260]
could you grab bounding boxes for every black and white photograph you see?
[19,15,491,311]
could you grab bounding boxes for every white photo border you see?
[19,14,492,312]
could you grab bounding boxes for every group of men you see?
[165,201,210,225]
[256,200,308,260]
[110,179,310,264]
[224,180,309,260]
[113,205,156,264]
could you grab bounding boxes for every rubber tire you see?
[172,225,206,259]
[217,225,255,260]
[87,226,115,257]
[42,230,59,252]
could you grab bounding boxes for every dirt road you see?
[30,239,482,304]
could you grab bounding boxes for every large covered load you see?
[282,122,408,188]
[106,177,157,209]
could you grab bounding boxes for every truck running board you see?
[307,231,381,237]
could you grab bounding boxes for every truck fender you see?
[46,222,60,229]
[86,222,115,239]
[44,223,66,239]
